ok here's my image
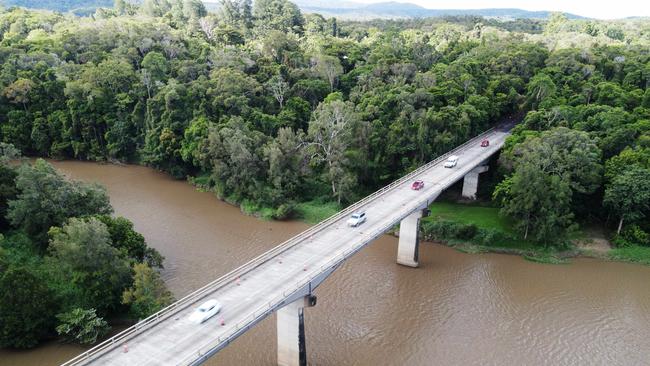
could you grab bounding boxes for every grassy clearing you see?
[608,245,650,265]
[239,199,276,220]
[294,199,340,224]
[423,202,573,263]
[423,202,539,251]
[426,202,515,233]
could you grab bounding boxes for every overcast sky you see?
[351,0,650,19]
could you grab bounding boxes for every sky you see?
[350,0,650,19]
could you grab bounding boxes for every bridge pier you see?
[397,210,425,267]
[277,295,316,366]
[462,165,489,200]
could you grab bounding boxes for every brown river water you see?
[1,161,650,366]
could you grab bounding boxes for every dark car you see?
[481,139,490,147]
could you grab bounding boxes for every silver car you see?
[444,155,459,168]
[347,211,367,227]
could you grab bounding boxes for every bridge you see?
[61,123,513,366]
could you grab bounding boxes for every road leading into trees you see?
[61,125,511,366]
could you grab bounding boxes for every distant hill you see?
[2,0,585,20]
[294,1,585,20]
[1,0,113,13]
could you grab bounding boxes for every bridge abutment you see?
[397,209,425,267]
[277,295,316,366]
[462,165,489,200]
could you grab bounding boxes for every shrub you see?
[613,225,650,247]
[456,224,478,240]
[55,308,109,345]
[474,228,499,245]
[122,263,174,320]
[0,266,56,348]
[274,203,295,220]
[421,220,479,241]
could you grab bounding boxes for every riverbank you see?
[188,173,650,266]
[420,202,575,264]
[188,174,341,222]
[420,201,650,266]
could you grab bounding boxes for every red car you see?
[481,139,490,147]
[411,180,424,190]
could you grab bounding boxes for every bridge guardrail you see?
[60,127,500,366]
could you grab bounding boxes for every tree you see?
[198,16,217,41]
[253,0,304,34]
[308,100,361,204]
[113,0,138,15]
[0,143,19,230]
[142,0,172,17]
[496,128,601,243]
[55,308,109,345]
[241,0,253,29]
[605,147,650,182]
[263,127,308,204]
[526,73,556,109]
[494,164,575,243]
[47,218,131,314]
[182,0,207,20]
[219,0,252,30]
[96,215,164,268]
[313,55,343,91]
[604,167,650,234]
[266,75,289,108]
[206,117,267,201]
[2,78,35,111]
[0,143,20,165]
[142,51,169,83]
[0,266,56,348]
[7,160,113,248]
[507,127,602,194]
[0,164,18,231]
[122,263,174,319]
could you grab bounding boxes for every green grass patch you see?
[524,253,570,264]
[422,202,574,263]
[426,202,515,234]
[423,202,535,250]
[608,245,650,265]
[294,199,340,224]
[240,199,276,220]
[187,173,212,190]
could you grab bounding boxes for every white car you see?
[189,299,222,324]
[444,155,459,168]
[347,211,367,227]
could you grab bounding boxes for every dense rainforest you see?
[0,0,649,348]
[0,152,172,348]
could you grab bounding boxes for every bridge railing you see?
[60,127,500,366]
[175,150,495,365]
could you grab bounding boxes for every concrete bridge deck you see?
[61,125,511,366]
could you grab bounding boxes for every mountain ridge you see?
[2,0,586,20]
[295,1,585,20]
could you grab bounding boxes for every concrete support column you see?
[277,295,316,366]
[462,165,489,200]
[397,210,424,267]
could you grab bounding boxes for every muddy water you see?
[2,161,649,366]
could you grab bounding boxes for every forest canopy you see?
[0,2,648,265]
